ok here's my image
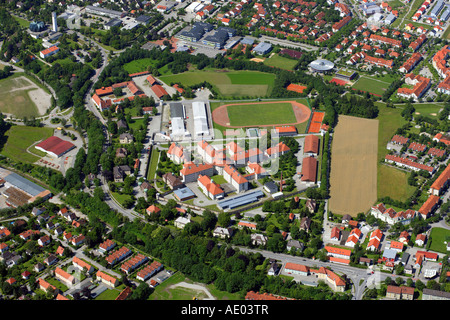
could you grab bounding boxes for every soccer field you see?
[328,115,379,216]
[227,102,296,126]
[352,76,391,96]
[0,73,52,118]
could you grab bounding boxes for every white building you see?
[192,101,209,137]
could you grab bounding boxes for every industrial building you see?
[0,171,52,207]
[192,101,209,137]
[177,22,213,42]
[85,5,126,18]
[217,190,265,210]
[35,136,76,158]
[252,42,272,55]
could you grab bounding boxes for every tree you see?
[218,212,231,228]
[201,209,217,231]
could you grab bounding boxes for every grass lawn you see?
[128,118,146,131]
[0,73,45,118]
[226,71,276,85]
[111,191,133,206]
[122,58,172,75]
[0,126,54,163]
[227,102,296,126]
[210,174,228,185]
[377,164,416,201]
[375,102,416,202]
[13,16,29,28]
[263,54,298,70]
[375,103,408,162]
[428,227,450,253]
[159,70,275,97]
[413,103,444,117]
[352,76,391,96]
[147,147,160,181]
[149,271,241,300]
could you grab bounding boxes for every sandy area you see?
[3,76,52,116]
[28,88,52,116]
[169,281,216,300]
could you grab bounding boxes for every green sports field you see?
[226,102,296,126]
[263,54,298,70]
[0,126,54,163]
[352,76,391,96]
[0,73,49,118]
[159,70,276,97]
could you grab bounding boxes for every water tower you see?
[52,11,58,32]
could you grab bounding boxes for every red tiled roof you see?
[418,195,440,217]
[40,46,59,56]
[391,134,409,145]
[35,136,75,157]
[96,86,114,96]
[180,162,213,176]
[151,84,168,98]
[430,163,450,192]
[198,174,224,196]
[285,262,309,273]
[275,126,297,134]
[304,134,319,154]
[301,157,317,182]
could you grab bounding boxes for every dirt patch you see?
[14,96,25,103]
[168,281,216,300]
[27,88,52,116]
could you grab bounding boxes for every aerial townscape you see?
[0,0,450,305]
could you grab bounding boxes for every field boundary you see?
[328,115,378,216]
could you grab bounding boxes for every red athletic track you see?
[212,101,311,128]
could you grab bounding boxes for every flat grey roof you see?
[218,190,264,210]
[309,59,334,71]
[382,248,397,260]
[173,186,195,200]
[170,102,184,119]
[253,42,272,53]
[241,37,255,45]
[3,172,46,197]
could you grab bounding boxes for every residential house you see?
[119,133,134,144]
[415,233,427,247]
[286,239,304,252]
[213,226,234,239]
[251,233,268,246]
[284,262,310,276]
[96,271,118,287]
[55,267,76,287]
[330,227,341,241]
[73,256,95,274]
[238,221,257,230]
[325,246,351,264]
[198,174,225,200]
[313,267,346,292]
[146,205,161,216]
[174,216,191,229]
[98,239,116,254]
[386,285,414,300]
[162,172,184,190]
[71,234,85,247]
